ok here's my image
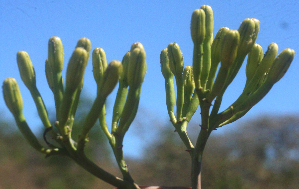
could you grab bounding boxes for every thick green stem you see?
[191,128,211,189]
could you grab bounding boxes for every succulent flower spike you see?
[191,9,206,45]
[206,27,230,91]
[127,44,147,88]
[160,48,176,124]
[200,5,214,88]
[2,78,51,154]
[92,48,107,85]
[65,47,89,93]
[167,43,184,79]
[243,43,278,95]
[266,48,295,84]
[16,51,36,90]
[245,43,263,86]
[99,60,123,97]
[238,18,260,56]
[3,78,23,117]
[207,29,239,102]
[76,37,92,56]
[220,30,240,68]
[59,47,89,134]
[48,36,64,73]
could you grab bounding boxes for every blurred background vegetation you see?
[0,94,298,189]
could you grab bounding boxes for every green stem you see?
[165,77,177,124]
[75,148,139,189]
[175,77,184,121]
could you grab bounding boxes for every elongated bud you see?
[168,43,184,78]
[183,66,195,98]
[160,48,173,79]
[191,9,206,44]
[16,51,36,90]
[92,47,107,84]
[238,18,260,56]
[48,36,64,73]
[120,51,130,86]
[130,42,144,51]
[201,5,213,41]
[267,48,295,84]
[65,47,89,93]
[3,78,23,117]
[76,37,92,55]
[220,30,240,68]
[211,27,230,64]
[246,44,263,83]
[45,58,54,92]
[128,44,147,88]
[255,43,278,77]
[99,60,123,96]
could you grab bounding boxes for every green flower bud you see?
[2,78,23,117]
[200,5,213,41]
[92,47,107,84]
[128,46,147,88]
[120,51,130,86]
[65,47,89,93]
[130,42,144,51]
[267,48,295,84]
[167,43,184,78]
[48,36,64,73]
[211,27,230,64]
[160,48,173,79]
[238,18,260,56]
[183,66,195,99]
[99,60,123,97]
[45,58,54,92]
[76,37,92,55]
[16,51,36,90]
[191,9,206,44]
[220,30,240,68]
[246,43,263,84]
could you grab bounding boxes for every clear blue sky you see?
[0,0,298,158]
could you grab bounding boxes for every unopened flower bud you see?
[220,30,240,68]
[191,9,206,44]
[92,47,107,84]
[160,48,173,79]
[167,43,184,78]
[16,51,36,90]
[267,48,295,84]
[211,27,230,64]
[128,45,147,88]
[99,60,123,96]
[2,78,23,117]
[48,36,64,73]
[65,47,89,93]
[200,5,213,41]
[246,44,263,83]
[130,42,144,51]
[183,66,195,98]
[120,51,130,86]
[45,58,54,92]
[76,37,92,55]
[238,18,260,56]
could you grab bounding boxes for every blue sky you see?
[0,0,298,158]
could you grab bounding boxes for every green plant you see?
[160,5,294,189]
[2,5,294,189]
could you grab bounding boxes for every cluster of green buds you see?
[160,5,294,188]
[2,37,146,189]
